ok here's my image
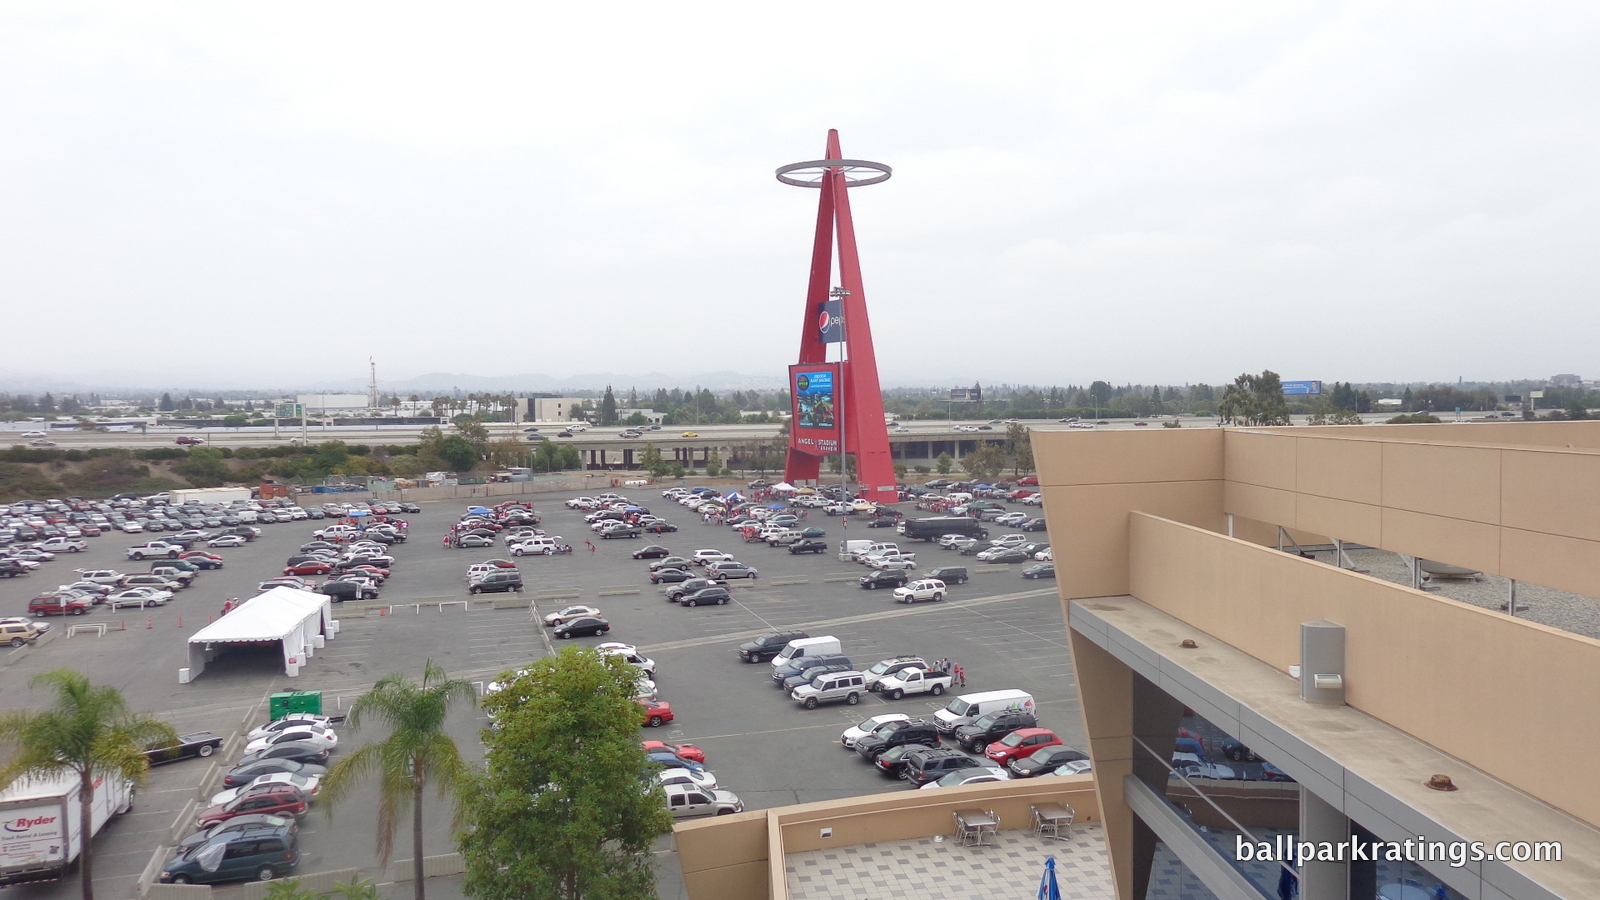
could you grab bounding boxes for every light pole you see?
[831,285,851,510]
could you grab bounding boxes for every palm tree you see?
[318,661,474,900]
[0,669,175,900]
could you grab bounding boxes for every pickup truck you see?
[865,550,917,570]
[36,538,87,554]
[125,541,182,560]
[875,667,953,701]
[788,539,829,555]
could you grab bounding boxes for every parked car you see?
[234,741,331,767]
[1020,562,1055,579]
[27,594,92,616]
[706,561,758,580]
[679,586,732,607]
[663,783,743,818]
[862,656,928,692]
[243,726,338,755]
[858,569,910,591]
[0,617,49,647]
[159,821,299,885]
[640,700,674,728]
[920,766,1011,789]
[839,713,911,749]
[983,727,1063,765]
[853,719,940,760]
[641,739,704,763]
[632,545,671,559]
[143,732,225,765]
[195,785,307,828]
[543,605,601,626]
[665,577,725,601]
[952,710,1040,753]
[553,616,610,638]
[787,539,829,554]
[1007,744,1089,778]
[736,630,810,663]
[902,748,987,787]
[891,579,947,603]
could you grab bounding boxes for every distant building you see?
[1550,374,1583,386]
[526,397,587,422]
[616,408,664,425]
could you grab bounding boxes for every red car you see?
[1017,476,1039,486]
[284,562,333,576]
[27,594,92,616]
[640,700,674,728]
[175,437,204,446]
[641,740,704,763]
[349,565,390,580]
[182,551,224,562]
[984,728,1062,765]
[195,785,307,827]
[483,559,517,569]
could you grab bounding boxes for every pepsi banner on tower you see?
[789,363,841,456]
[817,298,844,344]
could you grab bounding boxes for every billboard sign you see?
[789,363,841,456]
[817,298,844,344]
[274,403,304,418]
[950,386,982,402]
[1280,381,1323,396]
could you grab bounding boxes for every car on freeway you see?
[221,758,328,789]
[640,700,674,728]
[982,727,1062,765]
[19,430,46,438]
[552,616,610,639]
[143,732,225,764]
[631,545,671,559]
[175,436,204,445]
[679,586,732,607]
[649,567,695,584]
[542,605,601,626]
[921,765,1011,789]
[663,783,742,818]
[1021,562,1055,579]
[680,431,699,438]
[1006,744,1090,778]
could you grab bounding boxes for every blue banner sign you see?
[1281,381,1323,396]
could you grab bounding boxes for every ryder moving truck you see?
[0,772,133,885]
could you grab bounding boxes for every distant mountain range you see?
[0,368,790,397]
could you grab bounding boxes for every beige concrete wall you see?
[1213,428,1600,599]
[1127,512,1600,826]
[674,777,1101,900]
[1032,428,1227,600]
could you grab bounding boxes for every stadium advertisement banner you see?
[789,363,841,456]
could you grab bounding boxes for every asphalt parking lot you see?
[0,487,1077,898]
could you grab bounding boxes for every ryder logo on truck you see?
[4,815,57,833]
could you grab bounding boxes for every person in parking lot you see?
[585,539,595,553]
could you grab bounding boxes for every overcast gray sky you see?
[2,1,1595,391]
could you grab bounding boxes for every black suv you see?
[902,748,986,787]
[469,571,524,594]
[953,710,1040,753]
[0,560,29,578]
[667,577,725,601]
[854,719,940,760]
[858,569,910,590]
[737,630,810,663]
[679,586,730,607]
[318,581,377,602]
[925,566,969,585]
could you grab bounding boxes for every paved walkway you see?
[786,824,1111,900]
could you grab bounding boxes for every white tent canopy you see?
[183,587,337,682]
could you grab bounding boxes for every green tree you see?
[705,448,722,477]
[319,661,475,900]
[462,648,673,900]
[1217,371,1292,426]
[639,444,668,479]
[419,427,478,472]
[158,392,175,412]
[935,451,953,475]
[961,444,1007,480]
[599,387,618,426]
[487,438,526,469]
[1004,422,1034,476]
[221,414,249,428]
[0,670,175,900]
[556,445,582,470]
[174,446,231,487]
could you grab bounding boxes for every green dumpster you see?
[268,690,324,720]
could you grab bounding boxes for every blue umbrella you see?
[468,506,491,515]
[767,503,786,509]
[1038,856,1061,900]
[347,509,370,517]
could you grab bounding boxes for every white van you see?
[933,689,1036,734]
[770,635,843,669]
[854,542,898,563]
[510,537,558,556]
[841,540,872,561]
